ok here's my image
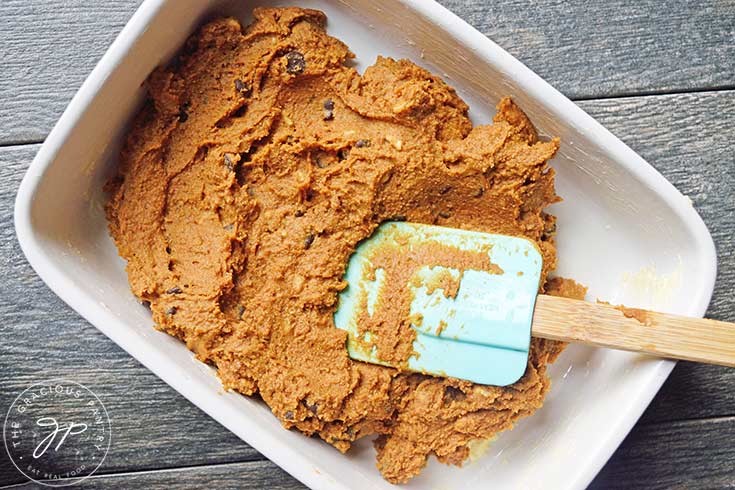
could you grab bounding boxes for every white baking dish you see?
[14,0,717,488]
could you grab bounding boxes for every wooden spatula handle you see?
[532,295,735,367]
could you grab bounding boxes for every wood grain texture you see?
[3,419,734,490]
[1,0,733,144]
[640,361,735,423]
[590,417,735,489]
[0,460,306,490]
[534,295,735,367]
[439,0,735,99]
[0,0,143,145]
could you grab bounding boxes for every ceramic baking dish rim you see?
[14,0,717,488]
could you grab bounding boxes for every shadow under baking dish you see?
[14,1,716,489]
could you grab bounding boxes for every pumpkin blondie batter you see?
[105,7,585,483]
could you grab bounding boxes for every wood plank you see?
[440,0,735,101]
[0,91,733,484]
[0,460,306,490]
[3,418,734,490]
[641,362,735,423]
[0,0,143,145]
[590,417,735,490]
[1,0,733,144]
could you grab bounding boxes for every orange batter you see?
[106,8,585,483]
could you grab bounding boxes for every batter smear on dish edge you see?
[105,7,585,483]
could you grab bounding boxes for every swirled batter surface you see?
[106,7,586,483]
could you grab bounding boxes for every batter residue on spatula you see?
[352,236,503,367]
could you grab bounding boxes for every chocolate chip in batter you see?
[304,233,315,249]
[443,386,466,402]
[234,78,251,96]
[285,51,306,74]
[355,139,371,148]
[224,153,235,172]
[178,102,190,123]
[166,306,177,316]
[231,104,248,119]
[337,148,350,161]
[314,153,328,168]
[322,98,334,120]
[305,401,318,414]
[284,410,294,420]
[166,286,182,294]
[541,220,557,240]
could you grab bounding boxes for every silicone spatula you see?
[334,221,735,386]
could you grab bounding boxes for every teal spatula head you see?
[334,222,543,386]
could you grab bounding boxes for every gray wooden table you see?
[1,1,733,488]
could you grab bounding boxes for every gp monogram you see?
[4,379,111,487]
